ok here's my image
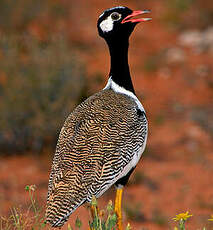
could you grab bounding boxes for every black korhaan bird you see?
[46,6,150,229]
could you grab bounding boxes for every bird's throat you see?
[107,39,135,94]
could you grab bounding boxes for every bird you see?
[46,6,150,229]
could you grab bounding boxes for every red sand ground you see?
[0,0,213,229]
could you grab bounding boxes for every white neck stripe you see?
[103,77,145,112]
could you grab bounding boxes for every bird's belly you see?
[117,136,147,181]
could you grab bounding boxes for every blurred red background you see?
[0,0,213,229]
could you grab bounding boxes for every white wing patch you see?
[99,16,114,33]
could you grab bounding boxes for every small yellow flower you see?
[173,211,193,222]
[208,214,213,221]
[126,223,132,230]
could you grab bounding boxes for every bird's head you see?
[97,6,151,42]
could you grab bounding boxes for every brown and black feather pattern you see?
[46,89,147,227]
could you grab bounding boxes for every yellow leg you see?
[114,187,123,230]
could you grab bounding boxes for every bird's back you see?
[46,89,147,227]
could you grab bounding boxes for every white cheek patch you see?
[100,16,114,33]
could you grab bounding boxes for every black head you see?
[97,6,151,42]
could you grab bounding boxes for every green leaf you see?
[75,216,82,229]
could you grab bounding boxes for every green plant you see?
[172,211,193,230]
[1,186,213,230]
[89,196,133,230]
[89,196,117,230]
[0,185,46,230]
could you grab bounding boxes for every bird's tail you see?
[45,181,86,227]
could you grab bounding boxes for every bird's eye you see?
[110,12,121,21]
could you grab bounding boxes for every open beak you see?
[121,10,151,24]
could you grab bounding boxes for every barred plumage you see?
[46,89,147,226]
[46,5,150,228]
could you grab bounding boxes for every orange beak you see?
[121,10,151,24]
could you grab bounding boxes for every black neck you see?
[107,38,135,94]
